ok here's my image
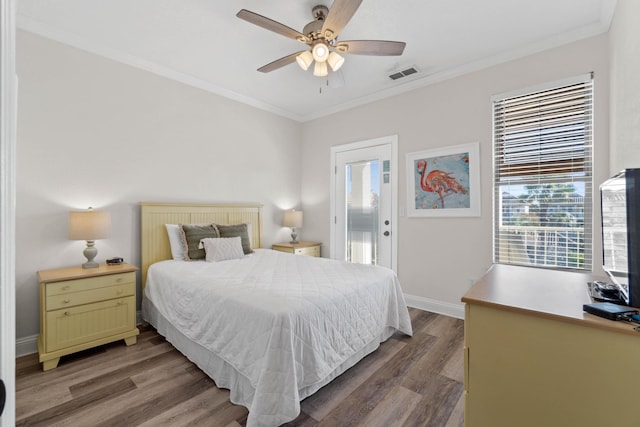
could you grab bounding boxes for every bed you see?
[140,202,412,426]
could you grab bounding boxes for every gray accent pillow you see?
[180,224,219,260]
[217,223,253,254]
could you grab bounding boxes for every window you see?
[493,74,593,270]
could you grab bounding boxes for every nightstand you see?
[37,263,139,371]
[272,241,321,257]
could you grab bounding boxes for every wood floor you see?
[16,308,465,427]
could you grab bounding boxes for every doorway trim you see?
[330,135,398,272]
[0,0,17,423]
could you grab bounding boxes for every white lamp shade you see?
[69,209,111,240]
[283,210,303,228]
[327,52,345,71]
[313,61,328,77]
[312,42,329,62]
[296,51,313,71]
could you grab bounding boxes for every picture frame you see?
[406,142,481,217]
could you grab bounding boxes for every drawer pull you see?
[62,286,70,290]
[64,311,70,316]
[116,278,123,283]
[63,299,70,304]
[117,301,123,306]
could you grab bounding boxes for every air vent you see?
[388,66,419,80]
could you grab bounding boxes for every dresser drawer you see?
[272,242,321,257]
[44,296,136,353]
[46,282,135,311]
[294,246,320,257]
[45,272,135,297]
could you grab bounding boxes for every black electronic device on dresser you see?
[599,168,640,308]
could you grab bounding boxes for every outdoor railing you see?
[498,225,586,269]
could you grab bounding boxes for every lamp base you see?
[82,240,99,269]
[82,260,99,269]
[290,228,299,244]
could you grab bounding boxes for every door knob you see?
[384,231,390,236]
[384,220,390,225]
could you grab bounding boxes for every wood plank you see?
[359,385,422,427]
[444,390,465,427]
[401,319,464,392]
[313,329,439,425]
[301,337,407,421]
[63,367,213,426]
[404,374,464,426]
[68,349,184,397]
[16,378,137,427]
[137,386,231,427]
[16,341,176,419]
[16,327,166,391]
[15,309,465,426]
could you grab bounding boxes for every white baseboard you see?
[16,334,38,357]
[404,293,465,319]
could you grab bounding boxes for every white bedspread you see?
[142,249,412,426]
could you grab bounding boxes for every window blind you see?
[493,75,593,270]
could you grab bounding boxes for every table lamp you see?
[69,207,111,268]
[283,210,303,244]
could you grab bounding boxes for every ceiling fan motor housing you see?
[304,5,330,39]
[312,5,329,20]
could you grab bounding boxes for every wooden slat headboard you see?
[140,202,263,288]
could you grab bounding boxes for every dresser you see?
[462,264,640,427]
[37,263,139,371]
[272,241,321,257]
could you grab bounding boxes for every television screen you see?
[600,168,640,308]
[601,174,629,299]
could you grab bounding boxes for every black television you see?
[600,168,640,308]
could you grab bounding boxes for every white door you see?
[331,136,397,270]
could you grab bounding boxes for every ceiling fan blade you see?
[321,0,363,40]
[237,9,310,43]
[257,51,307,73]
[335,40,406,56]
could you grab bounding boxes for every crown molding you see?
[18,2,615,123]
[17,15,306,122]
[300,19,612,122]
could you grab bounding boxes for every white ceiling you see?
[17,0,616,122]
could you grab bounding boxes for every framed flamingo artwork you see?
[406,142,481,217]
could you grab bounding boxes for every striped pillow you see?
[179,224,219,260]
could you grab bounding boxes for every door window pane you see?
[346,161,380,265]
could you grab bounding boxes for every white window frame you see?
[492,74,594,271]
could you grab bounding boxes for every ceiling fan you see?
[236,0,406,77]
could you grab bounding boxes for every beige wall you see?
[16,27,616,342]
[300,35,610,315]
[16,31,302,340]
[609,0,640,172]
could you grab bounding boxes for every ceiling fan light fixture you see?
[312,42,329,63]
[313,60,328,77]
[296,51,313,71]
[327,51,344,71]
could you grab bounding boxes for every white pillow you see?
[165,224,186,260]
[199,237,245,262]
